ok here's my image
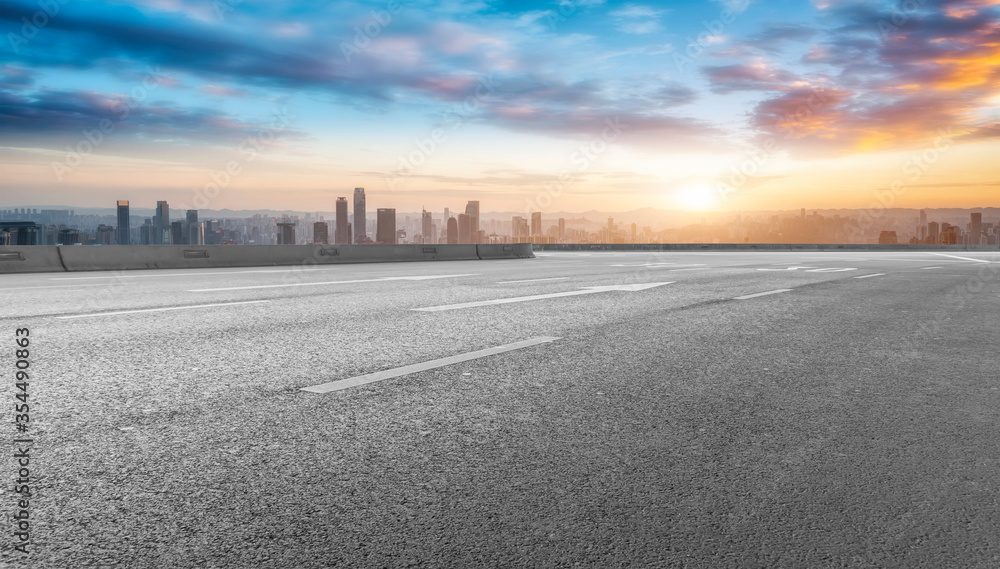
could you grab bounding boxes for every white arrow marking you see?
[412,282,674,312]
[188,274,478,292]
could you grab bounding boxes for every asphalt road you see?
[2,250,999,568]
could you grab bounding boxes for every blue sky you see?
[2,0,999,212]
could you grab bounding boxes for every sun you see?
[675,184,721,211]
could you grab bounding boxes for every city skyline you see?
[2,1,1000,212]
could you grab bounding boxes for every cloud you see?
[610,4,668,35]
[702,60,800,93]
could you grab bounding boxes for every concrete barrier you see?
[0,246,66,274]
[477,243,534,259]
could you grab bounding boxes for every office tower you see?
[314,222,329,244]
[458,213,472,244]
[186,210,198,224]
[335,197,349,244]
[57,228,79,245]
[347,222,352,244]
[558,218,565,242]
[443,208,449,223]
[353,187,366,243]
[531,212,542,236]
[446,217,458,244]
[376,208,396,244]
[512,216,528,241]
[155,200,170,244]
[95,224,113,245]
[940,225,958,244]
[188,222,205,245]
[171,221,184,245]
[277,221,296,245]
[465,200,480,243]
[0,222,41,245]
[422,209,433,244]
[927,221,939,244]
[631,223,637,242]
[140,219,153,245]
[970,212,982,245]
[877,231,898,244]
[116,200,130,245]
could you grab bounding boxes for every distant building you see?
[171,221,184,245]
[188,222,205,245]
[970,212,982,245]
[465,200,480,243]
[335,198,350,244]
[422,209,433,244]
[314,221,329,244]
[512,216,529,242]
[877,230,898,244]
[96,224,115,245]
[927,221,939,244]
[446,217,458,244]
[458,213,472,244]
[940,225,958,245]
[557,218,565,242]
[277,221,296,245]
[353,187,366,244]
[57,228,80,245]
[376,208,396,244]
[0,221,41,245]
[154,200,170,244]
[116,200,130,245]
[531,212,542,237]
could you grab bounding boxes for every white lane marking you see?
[609,263,706,267]
[55,300,269,319]
[734,289,791,300]
[5,283,116,291]
[301,336,561,394]
[854,273,886,279]
[496,277,570,284]
[52,269,297,280]
[413,282,674,312]
[188,274,477,292]
[757,266,817,271]
[806,267,857,272]
[930,253,991,263]
[666,267,710,271]
[920,266,943,269]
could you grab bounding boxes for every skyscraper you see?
[335,197,349,244]
[188,222,204,245]
[458,213,472,244]
[446,217,458,244]
[376,208,396,244]
[116,200,130,245]
[353,187,366,244]
[531,212,542,237]
[465,200,480,244]
[927,221,940,244]
[154,200,170,244]
[970,212,983,245]
[277,221,295,245]
[314,221,329,244]
[422,209,433,244]
[558,218,565,242]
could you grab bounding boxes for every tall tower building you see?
[970,212,983,245]
[530,212,542,237]
[335,197,349,244]
[446,217,458,244]
[353,187,366,244]
[314,221,329,244]
[458,213,472,244]
[927,221,940,244]
[155,200,170,244]
[116,200,130,245]
[465,200,480,244]
[421,209,433,244]
[558,218,565,242]
[376,208,396,244]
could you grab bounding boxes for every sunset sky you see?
[1,0,998,214]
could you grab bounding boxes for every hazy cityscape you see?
[2,189,997,247]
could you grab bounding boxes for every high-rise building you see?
[465,200,480,243]
[154,200,170,244]
[171,221,184,245]
[970,212,983,245]
[376,208,396,244]
[422,209,433,244]
[188,222,205,245]
[353,187,366,244]
[313,221,329,244]
[186,209,198,224]
[531,212,542,236]
[116,200,130,245]
[940,225,958,245]
[458,213,472,244]
[557,218,565,242]
[446,217,458,244]
[335,197,349,244]
[512,216,529,241]
[277,221,296,245]
[927,221,940,244]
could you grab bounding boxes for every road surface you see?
[2,250,999,567]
